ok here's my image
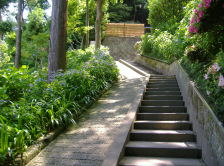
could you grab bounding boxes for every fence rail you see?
[105,23,144,37]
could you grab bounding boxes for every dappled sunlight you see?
[116,61,144,79]
[26,63,147,165]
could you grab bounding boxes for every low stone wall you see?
[136,55,224,166]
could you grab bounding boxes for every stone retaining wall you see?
[136,55,224,166]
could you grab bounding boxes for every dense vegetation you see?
[108,0,148,25]
[0,46,118,164]
[138,0,224,123]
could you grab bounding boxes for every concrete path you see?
[27,62,153,166]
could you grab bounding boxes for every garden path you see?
[26,61,154,166]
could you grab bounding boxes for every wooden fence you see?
[105,23,144,37]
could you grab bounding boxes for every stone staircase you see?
[119,75,205,166]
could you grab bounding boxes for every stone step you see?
[125,141,201,158]
[139,106,187,113]
[150,78,177,81]
[130,130,196,142]
[147,84,179,88]
[136,113,189,121]
[150,75,176,78]
[134,121,192,130]
[143,95,182,100]
[119,157,204,166]
[149,80,178,84]
[145,91,181,95]
[146,87,180,91]
[141,100,184,106]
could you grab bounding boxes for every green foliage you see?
[0,0,16,9]
[22,7,50,68]
[0,46,118,164]
[0,41,10,68]
[0,21,12,35]
[4,32,16,58]
[108,3,132,22]
[148,0,190,34]
[67,0,96,49]
[139,30,184,63]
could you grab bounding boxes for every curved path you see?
[27,62,154,166]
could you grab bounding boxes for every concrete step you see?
[119,157,204,166]
[149,78,177,83]
[139,106,187,113]
[145,91,181,95]
[136,113,189,121]
[141,100,184,106]
[143,95,182,100]
[150,75,176,78]
[146,87,180,91]
[134,121,192,130]
[147,84,179,88]
[150,78,177,81]
[149,81,178,84]
[125,141,201,158]
[130,130,196,142]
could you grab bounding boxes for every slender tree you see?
[15,0,23,68]
[95,0,103,49]
[48,0,67,82]
[85,0,90,48]
[95,0,119,49]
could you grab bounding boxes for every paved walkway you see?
[27,62,151,166]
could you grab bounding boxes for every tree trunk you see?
[0,9,2,39]
[85,0,90,48]
[48,0,67,82]
[95,0,103,49]
[0,9,2,22]
[15,0,23,68]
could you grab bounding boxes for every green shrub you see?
[148,0,190,34]
[139,30,184,63]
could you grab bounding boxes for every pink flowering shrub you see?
[188,0,212,34]
[188,0,224,34]
[204,59,224,89]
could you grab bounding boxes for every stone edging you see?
[18,127,65,165]
[102,61,149,166]
[135,55,224,166]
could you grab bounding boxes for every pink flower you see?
[196,17,201,23]
[212,63,221,72]
[204,74,209,80]
[198,10,204,18]
[188,25,199,33]
[203,0,212,8]
[194,9,199,14]
[218,75,224,87]
[190,17,196,24]
[198,3,203,8]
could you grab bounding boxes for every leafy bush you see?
[0,41,10,68]
[139,30,184,63]
[148,0,190,34]
[0,46,118,164]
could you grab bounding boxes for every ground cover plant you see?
[138,0,224,123]
[0,46,119,165]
